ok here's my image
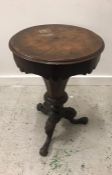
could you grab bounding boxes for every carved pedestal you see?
[37,78,88,156]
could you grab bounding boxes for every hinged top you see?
[9,24,105,65]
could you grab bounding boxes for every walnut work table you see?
[9,24,105,156]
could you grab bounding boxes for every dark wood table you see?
[9,24,105,156]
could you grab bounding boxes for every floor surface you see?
[0,85,112,175]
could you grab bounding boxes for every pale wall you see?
[0,0,111,76]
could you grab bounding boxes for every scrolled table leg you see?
[39,112,61,156]
[63,107,88,125]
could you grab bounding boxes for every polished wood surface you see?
[9,24,104,65]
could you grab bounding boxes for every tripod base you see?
[37,103,88,156]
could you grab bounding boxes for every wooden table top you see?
[9,24,105,65]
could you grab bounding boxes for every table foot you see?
[66,116,88,124]
[39,136,51,156]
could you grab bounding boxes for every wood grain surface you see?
[9,24,104,65]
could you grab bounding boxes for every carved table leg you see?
[40,112,61,156]
[62,107,88,124]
